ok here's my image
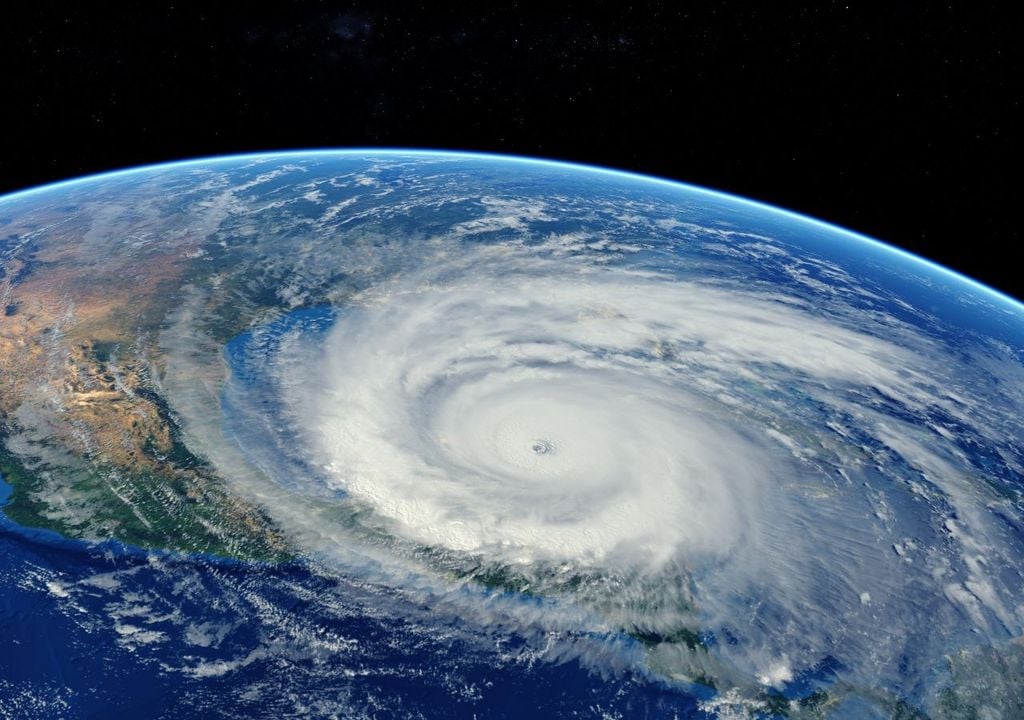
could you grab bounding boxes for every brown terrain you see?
[0,210,288,559]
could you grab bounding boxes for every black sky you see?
[2,3,1021,300]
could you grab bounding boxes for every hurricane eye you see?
[530,440,554,455]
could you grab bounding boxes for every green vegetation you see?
[629,625,705,650]
[0,424,290,562]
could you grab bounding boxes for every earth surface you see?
[1,151,1023,719]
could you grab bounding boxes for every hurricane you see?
[2,151,1023,717]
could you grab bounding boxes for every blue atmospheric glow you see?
[2,148,1019,312]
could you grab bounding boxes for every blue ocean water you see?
[0,514,706,717]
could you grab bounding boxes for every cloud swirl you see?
[130,156,1024,707]
[202,238,1024,696]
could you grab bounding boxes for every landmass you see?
[0,208,289,561]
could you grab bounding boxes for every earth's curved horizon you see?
[6,149,1022,314]
[1,150,1022,718]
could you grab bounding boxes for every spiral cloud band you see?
[129,155,1024,712]
[302,268,864,570]
[210,239,1024,687]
